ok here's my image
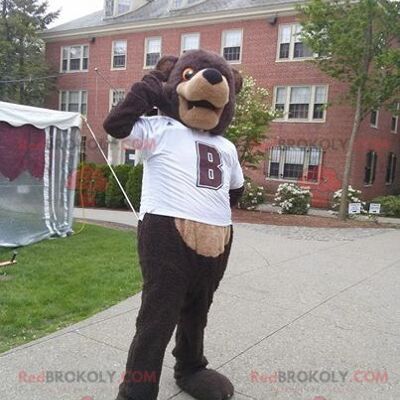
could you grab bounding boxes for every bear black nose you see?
[203,68,223,85]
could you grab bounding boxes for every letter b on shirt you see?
[196,142,223,190]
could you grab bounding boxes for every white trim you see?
[370,109,379,129]
[109,88,126,111]
[266,145,323,184]
[181,32,201,53]
[144,36,162,68]
[276,23,314,62]
[273,84,329,123]
[59,90,88,116]
[391,104,399,133]
[41,5,299,41]
[221,28,243,64]
[60,44,89,73]
[43,127,55,235]
[63,128,71,227]
[111,39,127,70]
[0,100,82,130]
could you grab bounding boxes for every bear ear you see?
[155,56,179,82]
[232,68,243,95]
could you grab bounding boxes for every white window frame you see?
[109,88,126,111]
[370,109,379,128]
[170,0,204,10]
[391,103,399,134]
[273,85,329,123]
[181,33,200,53]
[104,0,132,18]
[386,152,397,185]
[267,146,323,184]
[60,45,89,73]
[221,29,243,64]
[276,23,314,62]
[144,36,162,69]
[59,90,88,115]
[111,40,127,70]
[364,150,378,186]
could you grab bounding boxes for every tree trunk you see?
[338,87,363,220]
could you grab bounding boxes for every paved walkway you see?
[1,212,400,400]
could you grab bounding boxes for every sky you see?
[47,0,104,28]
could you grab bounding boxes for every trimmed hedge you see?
[126,163,144,211]
[372,196,400,218]
[105,165,132,209]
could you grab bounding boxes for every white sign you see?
[348,203,362,215]
[369,203,381,214]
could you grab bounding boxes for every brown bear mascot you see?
[103,49,245,400]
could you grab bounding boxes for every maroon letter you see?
[196,142,223,189]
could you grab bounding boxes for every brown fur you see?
[174,218,231,258]
[158,50,243,134]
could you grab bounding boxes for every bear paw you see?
[176,369,234,400]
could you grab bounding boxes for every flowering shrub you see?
[274,183,312,215]
[238,179,265,210]
[225,76,277,168]
[332,186,366,213]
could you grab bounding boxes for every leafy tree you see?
[0,0,59,106]
[225,76,276,168]
[298,0,400,220]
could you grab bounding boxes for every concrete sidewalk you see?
[1,216,400,400]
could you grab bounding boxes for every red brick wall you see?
[45,15,400,206]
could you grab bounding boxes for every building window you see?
[61,45,89,72]
[364,151,377,185]
[117,0,130,14]
[222,30,242,63]
[370,109,379,128]
[277,24,313,61]
[80,136,87,163]
[181,33,200,53]
[104,0,131,17]
[60,90,88,115]
[386,153,397,185]
[267,146,322,182]
[145,37,161,67]
[170,0,204,9]
[105,0,114,17]
[112,40,127,69]
[110,89,126,110]
[274,85,328,122]
[391,103,399,133]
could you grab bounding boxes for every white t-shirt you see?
[124,116,244,226]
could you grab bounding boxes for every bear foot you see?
[176,369,234,400]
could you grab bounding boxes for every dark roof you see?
[45,0,301,35]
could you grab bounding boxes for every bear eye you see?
[182,68,195,81]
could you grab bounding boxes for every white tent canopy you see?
[0,101,82,247]
[0,101,82,130]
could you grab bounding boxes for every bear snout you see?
[203,69,223,85]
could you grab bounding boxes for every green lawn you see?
[0,223,142,354]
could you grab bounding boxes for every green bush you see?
[274,183,312,215]
[126,163,144,211]
[372,196,400,218]
[238,179,265,210]
[105,165,132,209]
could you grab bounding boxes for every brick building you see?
[42,0,400,207]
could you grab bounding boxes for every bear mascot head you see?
[152,50,243,134]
